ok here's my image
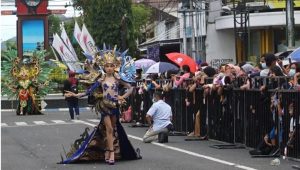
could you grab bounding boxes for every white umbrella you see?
[145,62,179,74]
[134,58,156,69]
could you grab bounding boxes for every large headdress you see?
[94,45,120,67]
[88,44,136,83]
[102,51,117,64]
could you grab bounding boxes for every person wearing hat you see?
[63,70,80,120]
[143,91,173,143]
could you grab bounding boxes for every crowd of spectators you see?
[136,53,300,93]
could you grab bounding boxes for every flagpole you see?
[50,45,59,61]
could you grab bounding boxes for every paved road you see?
[1,109,300,170]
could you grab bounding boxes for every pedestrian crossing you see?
[1,119,100,127]
[1,123,8,127]
[15,122,28,126]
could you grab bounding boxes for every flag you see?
[52,33,82,72]
[73,21,87,53]
[61,26,78,60]
[80,24,96,56]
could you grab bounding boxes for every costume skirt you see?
[59,119,141,163]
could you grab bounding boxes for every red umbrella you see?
[165,52,198,73]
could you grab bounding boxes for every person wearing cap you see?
[63,70,80,120]
[143,91,173,143]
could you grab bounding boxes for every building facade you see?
[207,0,300,67]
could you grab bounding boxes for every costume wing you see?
[1,49,19,99]
[119,54,136,83]
[32,50,55,97]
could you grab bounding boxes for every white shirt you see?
[147,100,172,131]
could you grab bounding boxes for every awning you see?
[138,38,182,49]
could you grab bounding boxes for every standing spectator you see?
[264,53,277,69]
[172,65,191,87]
[259,53,270,76]
[63,71,80,120]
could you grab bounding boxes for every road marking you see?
[79,120,257,170]
[2,120,82,127]
[1,107,91,112]
[51,120,66,124]
[72,120,83,123]
[1,123,8,126]
[33,121,47,125]
[86,119,100,123]
[15,122,28,126]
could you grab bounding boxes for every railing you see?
[129,77,300,159]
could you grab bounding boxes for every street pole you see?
[233,0,238,63]
[183,11,187,54]
[242,0,249,62]
[190,0,196,60]
[233,0,249,62]
[286,0,295,48]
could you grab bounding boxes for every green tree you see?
[131,4,152,44]
[48,15,61,36]
[72,0,136,54]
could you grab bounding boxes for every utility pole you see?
[286,0,295,48]
[180,0,189,55]
[190,0,196,60]
[183,11,187,55]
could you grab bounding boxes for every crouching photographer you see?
[143,91,173,143]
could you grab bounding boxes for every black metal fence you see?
[129,78,300,159]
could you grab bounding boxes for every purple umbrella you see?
[134,59,156,69]
[145,62,179,74]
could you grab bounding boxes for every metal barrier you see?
[128,78,300,159]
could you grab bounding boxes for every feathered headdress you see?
[82,44,136,83]
[95,45,120,67]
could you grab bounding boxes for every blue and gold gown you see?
[60,77,141,163]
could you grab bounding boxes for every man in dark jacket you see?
[63,71,80,120]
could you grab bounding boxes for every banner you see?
[61,26,78,60]
[80,24,96,56]
[52,33,82,72]
[73,21,87,53]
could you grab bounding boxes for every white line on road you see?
[51,120,66,124]
[79,120,257,170]
[72,120,84,123]
[86,119,100,123]
[1,107,91,112]
[15,122,28,126]
[1,123,8,126]
[2,121,81,127]
[33,121,47,125]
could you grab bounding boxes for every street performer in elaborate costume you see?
[1,50,53,115]
[60,45,141,165]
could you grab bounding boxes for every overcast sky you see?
[0,0,80,42]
